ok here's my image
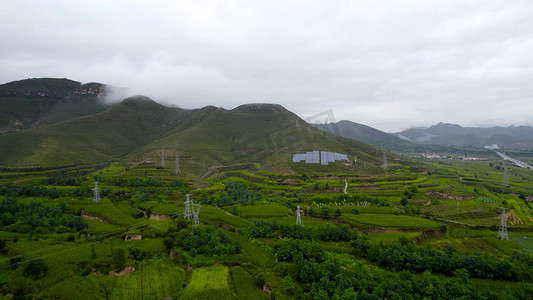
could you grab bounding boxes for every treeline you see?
[0,198,87,233]
[0,184,112,199]
[352,235,531,281]
[245,220,356,242]
[108,176,163,187]
[271,239,533,299]
[0,184,62,199]
[42,175,85,186]
[202,180,262,207]
[171,226,241,256]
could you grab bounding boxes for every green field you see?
[342,213,443,229]
[232,203,293,218]
[180,266,232,300]
[231,266,267,300]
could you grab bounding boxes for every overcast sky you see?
[1,0,532,132]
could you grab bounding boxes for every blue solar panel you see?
[327,151,335,162]
[294,151,349,165]
[321,151,328,165]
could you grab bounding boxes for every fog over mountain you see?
[1,1,533,131]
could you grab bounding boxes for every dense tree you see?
[112,248,127,271]
[24,259,47,279]
[175,226,241,255]
[0,199,87,233]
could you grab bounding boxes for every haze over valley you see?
[1,1,533,299]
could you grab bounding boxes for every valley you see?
[0,79,532,299]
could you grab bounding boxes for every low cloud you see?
[1,0,533,132]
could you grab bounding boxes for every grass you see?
[367,231,422,243]
[231,266,267,300]
[68,198,141,226]
[200,205,250,228]
[180,265,232,300]
[233,203,293,218]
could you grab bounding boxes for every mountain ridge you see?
[393,122,533,149]
[0,78,390,176]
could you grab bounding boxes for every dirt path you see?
[343,180,348,194]
[81,214,107,223]
[150,213,171,220]
[109,266,135,276]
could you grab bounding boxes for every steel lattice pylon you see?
[92,182,100,203]
[183,194,192,219]
[174,155,180,175]
[497,207,509,241]
[502,162,509,188]
[296,205,303,226]
[192,202,201,227]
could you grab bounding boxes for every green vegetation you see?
[230,266,267,300]
[0,80,532,298]
[180,266,232,300]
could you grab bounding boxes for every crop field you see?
[230,233,275,268]
[1,148,532,299]
[200,205,251,228]
[180,266,232,300]
[109,258,186,300]
[230,266,267,300]
[68,198,141,226]
[342,213,443,229]
[367,231,421,243]
[40,275,107,299]
[512,236,533,253]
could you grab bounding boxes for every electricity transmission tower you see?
[382,151,388,176]
[183,194,192,219]
[192,202,201,227]
[502,162,509,188]
[92,182,100,203]
[161,150,165,168]
[497,207,509,240]
[296,205,303,226]
[174,155,180,175]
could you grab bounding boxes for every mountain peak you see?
[121,95,158,105]
[233,103,286,113]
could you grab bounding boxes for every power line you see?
[502,161,509,188]
[174,155,180,175]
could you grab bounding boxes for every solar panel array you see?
[292,151,349,165]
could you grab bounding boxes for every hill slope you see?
[313,120,412,151]
[0,96,182,167]
[129,104,387,176]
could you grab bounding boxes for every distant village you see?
[419,153,487,161]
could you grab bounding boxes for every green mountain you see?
[130,104,386,176]
[394,122,533,149]
[313,120,412,151]
[0,78,113,132]
[0,78,396,176]
[0,96,180,167]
